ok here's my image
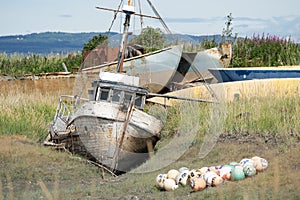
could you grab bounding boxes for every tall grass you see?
[0,92,57,141]
[0,52,82,75]
[224,96,300,143]
[1,89,299,144]
[156,96,300,146]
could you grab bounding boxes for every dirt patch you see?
[218,131,300,147]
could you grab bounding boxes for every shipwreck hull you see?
[50,100,162,173]
[73,116,158,172]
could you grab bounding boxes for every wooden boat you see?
[48,71,163,173]
[80,25,232,94]
[45,0,218,173]
[82,45,183,93]
[81,45,232,93]
[208,66,300,83]
[46,0,167,173]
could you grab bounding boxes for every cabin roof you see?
[92,80,149,94]
[99,71,139,86]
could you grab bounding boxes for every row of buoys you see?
[156,156,268,192]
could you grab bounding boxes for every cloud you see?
[234,17,268,22]
[165,16,268,24]
[59,14,72,18]
[235,24,249,28]
[235,15,300,40]
[163,15,300,41]
[165,17,222,23]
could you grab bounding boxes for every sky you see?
[1,0,300,41]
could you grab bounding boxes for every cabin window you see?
[89,89,96,101]
[111,89,122,103]
[99,89,110,101]
[124,92,133,105]
[134,94,143,108]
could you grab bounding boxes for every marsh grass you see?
[0,136,106,199]
[224,96,300,145]
[0,53,82,75]
[0,91,57,141]
[157,95,300,148]
[1,87,299,143]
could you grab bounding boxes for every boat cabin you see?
[88,72,148,110]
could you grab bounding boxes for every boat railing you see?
[54,95,89,123]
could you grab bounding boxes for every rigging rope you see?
[106,0,172,37]
[107,0,124,34]
[190,64,219,101]
[146,0,172,35]
[138,0,144,30]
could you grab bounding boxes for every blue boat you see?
[208,67,300,82]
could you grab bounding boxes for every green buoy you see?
[231,166,245,181]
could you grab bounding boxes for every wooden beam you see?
[95,6,160,19]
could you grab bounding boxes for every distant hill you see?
[0,32,115,55]
[0,32,223,55]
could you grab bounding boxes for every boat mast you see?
[96,0,169,73]
[116,0,135,73]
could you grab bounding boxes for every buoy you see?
[189,176,206,192]
[231,166,245,181]
[167,169,180,181]
[188,169,202,180]
[156,174,167,189]
[229,161,240,166]
[156,155,268,192]
[208,166,220,175]
[240,158,254,167]
[176,170,189,186]
[219,165,232,180]
[203,172,223,186]
[243,165,256,177]
[178,167,189,173]
[251,156,268,172]
[212,176,224,186]
[199,167,209,174]
[163,178,178,191]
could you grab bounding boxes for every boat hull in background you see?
[209,67,300,83]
